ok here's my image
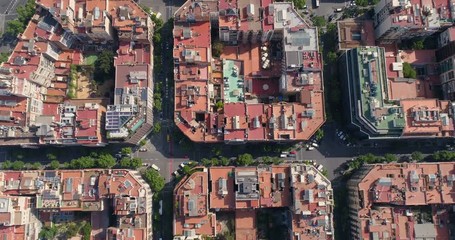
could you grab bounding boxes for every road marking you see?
[4,0,18,14]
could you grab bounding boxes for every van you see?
[151,164,160,171]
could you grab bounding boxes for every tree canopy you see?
[212,41,224,58]
[96,153,116,168]
[403,62,417,78]
[411,151,424,162]
[236,153,254,166]
[94,51,115,82]
[142,169,165,192]
[119,157,143,169]
[49,160,60,170]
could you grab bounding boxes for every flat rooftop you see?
[174,165,334,240]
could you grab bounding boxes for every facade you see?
[340,46,455,139]
[348,163,455,240]
[173,0,325,143]
[0,169,152,240]
[437,27,455,100]
[373,0,453,44]
[173,164,334,240]
[0,0,153,146]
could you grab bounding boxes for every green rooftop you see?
[354,47,404,133]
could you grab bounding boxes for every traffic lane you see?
[309,0,350,17]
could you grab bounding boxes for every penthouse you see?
[340,46,455,139]
[0,0,153,146]
[0,169,152,240]
[173,164,334,240]
[173,0,325,143]
[347,163,455,240]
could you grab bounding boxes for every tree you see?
[153,123,161,134]
[312,16,327,28]
[355,0,369,7]
[139,4,151,14]
[201,158,212,167]
[2,160,12,169]
[80,222,92,240]
[11,161,25,170]
[212,41,224,58]
[121,147,132,155]
[327,51,338,63]
[412,40,424,50]
[272,157,283,165]
[30,162,42,170]
[96,153,116,168]
[211,146,222,156]
[403,62,417,78]
[5,20,24,36]
[315,129,324,141]
[383,154,397,163]
[236,153,254,166]
[139,139,147,146]
[47,153,57,161]
[119,157,132,168]
[215,101,224,111]
[69,156,95,169]
[49,160,60,170]
[292,0,307,9]
[39,226,58,240]
[411,151,424,162]
[220,157,230,166]
[182,165,191,175]
[142,169,165,192]
[94,51,115,82]
[210,158,219,166]
[0,52,9,64]
[130,157,143,169]
[262,156,273,164]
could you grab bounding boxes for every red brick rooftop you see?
[174,165,334,240]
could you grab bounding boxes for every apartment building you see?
[173,164,334,240]
[340,46,455,139]
[347,163,455,240]
[0,169,153,240]
[373,0,453,44]
[173,0,325,143]
[0,0,154,146]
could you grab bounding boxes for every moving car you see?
[139,148,147,152]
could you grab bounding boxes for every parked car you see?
[335,8,343,12]
[173,170,180,177]
[151,164,160,171]
[287,154,296,158]
[311,142,319,148]
[280,154,288,158]
[142,163,150,167]
[316,164,324,171]
[139,148,147,152]
[307,146,315,151]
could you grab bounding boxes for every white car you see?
[151,164,160,171]
[280,154,288,158]
[307,146,315,151]
[316,164,324,171]
[311,142,319,148]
